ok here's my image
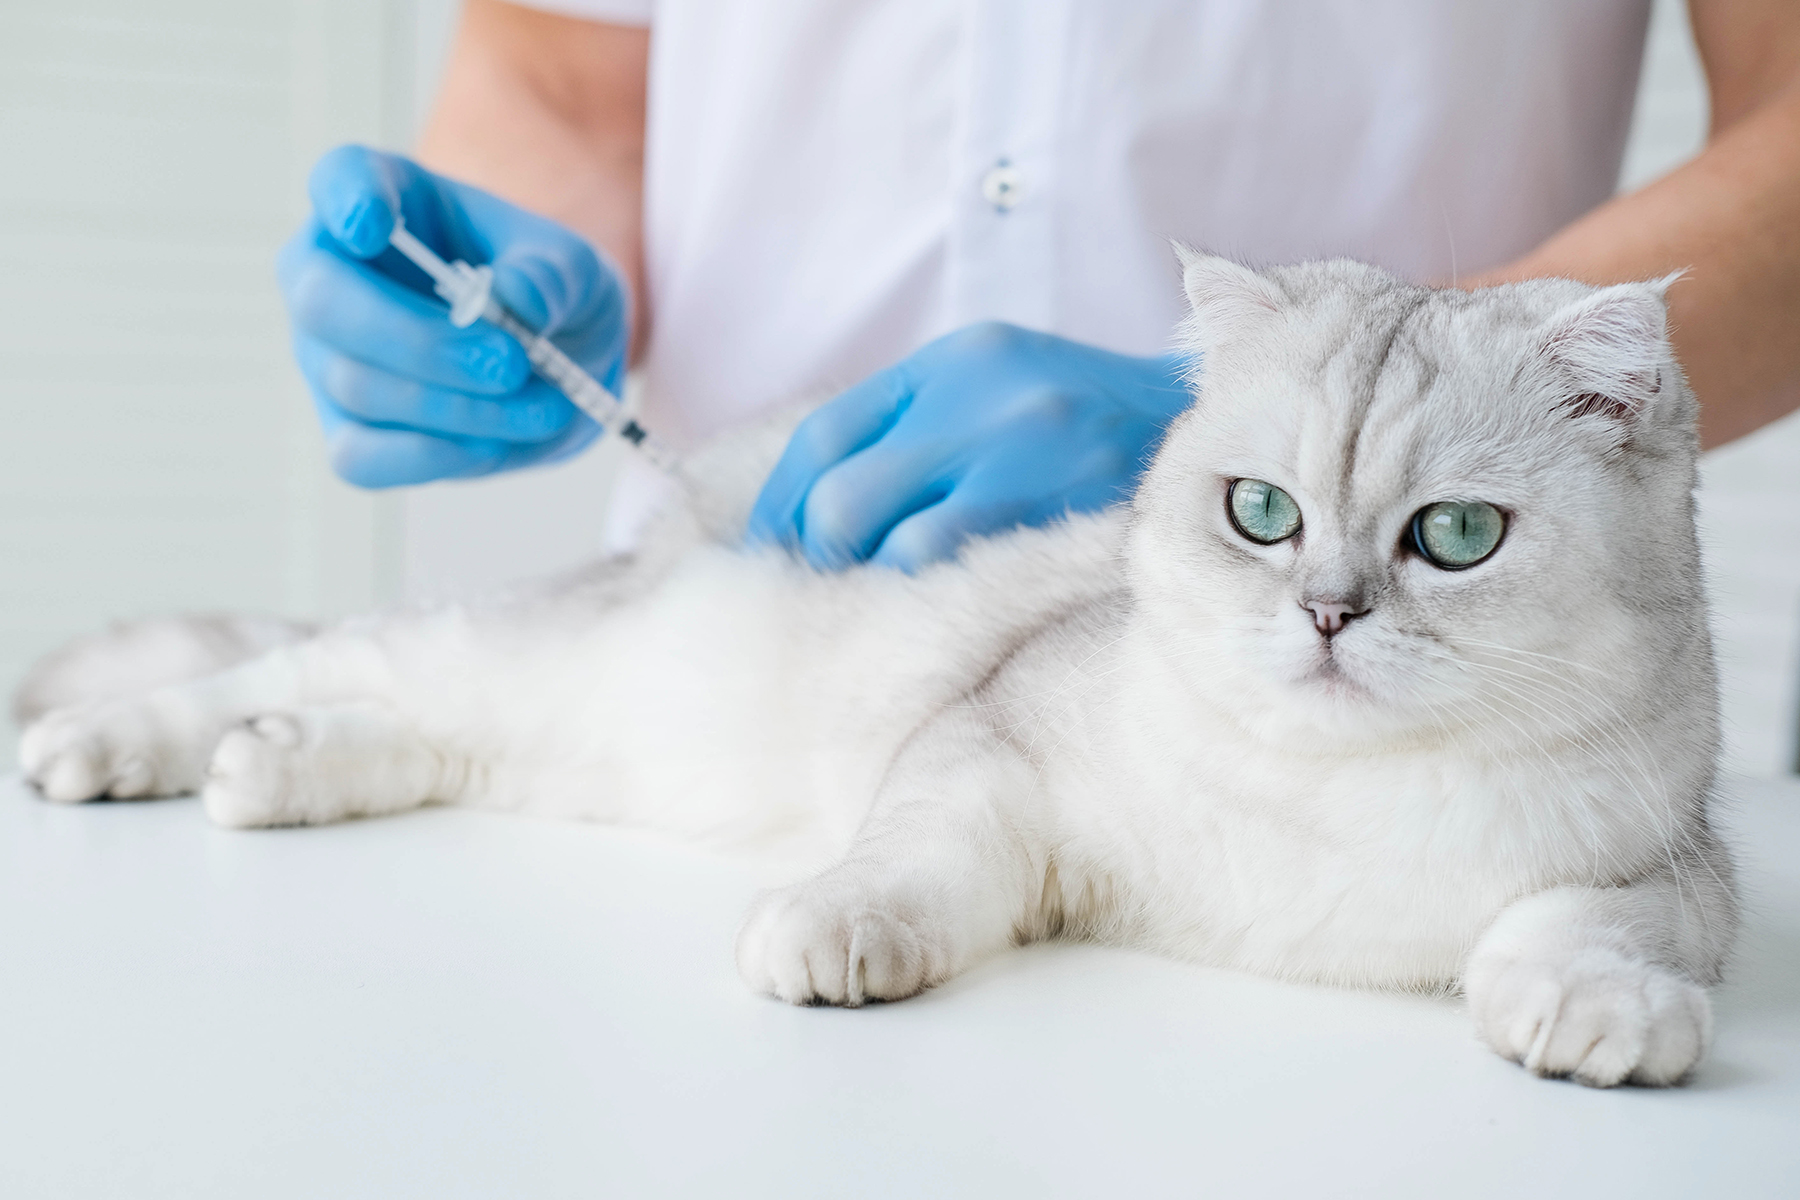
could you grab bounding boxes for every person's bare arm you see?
[416,0,651,360]
[1471,0,1800,448]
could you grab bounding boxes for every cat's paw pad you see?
[736,884,947,1007]
[1469,946,1711,1087]
[202,714,308,829]
[21,701,184,802]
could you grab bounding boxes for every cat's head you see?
[1130,251,1713,748]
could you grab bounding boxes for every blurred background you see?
[2,0,1797,775]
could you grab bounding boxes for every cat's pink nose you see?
[1303,599,1366,637]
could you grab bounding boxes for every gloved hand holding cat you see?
[745,324,1192,572]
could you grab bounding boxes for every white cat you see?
[15,252,1736,1088]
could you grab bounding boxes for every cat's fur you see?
[17,253,1736,1087]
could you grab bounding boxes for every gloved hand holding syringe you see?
[281,147,640,486]
[386,220,676,472]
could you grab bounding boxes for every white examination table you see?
[1,773,1795,1198]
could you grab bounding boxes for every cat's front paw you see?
[1466,945,1711,1087]
[202,714,310,829]
[736,879,954,1007]
[20,699,208,802]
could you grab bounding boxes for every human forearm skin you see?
[1471,0,1800,449]
[416,0,651,361]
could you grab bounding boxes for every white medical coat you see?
[518,0,1653,515]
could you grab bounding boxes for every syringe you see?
[386,220,675,471]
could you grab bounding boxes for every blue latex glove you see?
[747,322,1192,571]
[277,145,629,487]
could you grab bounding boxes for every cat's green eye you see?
[1412,501,1506,569]
[1227,479,1302,545]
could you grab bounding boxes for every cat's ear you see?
[1535,277,1678,424]
[1174,245,1283,350]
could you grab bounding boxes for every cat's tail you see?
[12,614,315,726]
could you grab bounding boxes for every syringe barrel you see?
[481,301,679,470]
[483,304,622,419]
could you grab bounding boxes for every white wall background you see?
[0,2,410,765]
[2,0,1797,774]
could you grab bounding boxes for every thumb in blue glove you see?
[278,145,630,487]
[746,322,1194,572]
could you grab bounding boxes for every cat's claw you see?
[1467,946,1711,1087]
[736,884,947,1007]
[19,700,201,802]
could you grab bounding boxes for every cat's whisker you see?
[1426,680,1609,867]
[1409,643,1722,932]
[1406,646,1662,872]
[1444,637,1608,675]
